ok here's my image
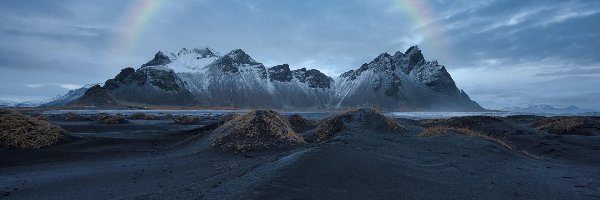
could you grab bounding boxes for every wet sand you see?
[1,113,599,199]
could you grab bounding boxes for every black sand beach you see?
[1,110,599,199]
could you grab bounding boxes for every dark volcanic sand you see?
[1,113,599,200]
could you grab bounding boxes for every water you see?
[41,109,557,120]
[41,109,337,121]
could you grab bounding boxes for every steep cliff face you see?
[89,65,196,106]
[73,46,482,111]
[42,84,98,107]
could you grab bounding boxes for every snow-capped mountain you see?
[502,104,595,114]
[71,46,483,111]
[0,99,45,107]
[334,46,480,110]
[42,84,99,107]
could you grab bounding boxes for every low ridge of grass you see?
[130,113,161,120]
[419,126,512,150]
[174,115,200,124]
[92,113,128,124]
[532,118,586,135]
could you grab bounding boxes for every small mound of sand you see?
[130,113,161,120]
[0,109,62,149]
[313,108,404,143]
[532,117,600,135]
[93,113,128,124]
[419,126,512,149]
[174,115,200,124]
[210,110,305,152]
[288,114,315,133]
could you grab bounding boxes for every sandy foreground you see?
[1,112,599,200]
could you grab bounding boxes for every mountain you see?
[0,100,18,107]
[334,46,480,110]
[67,85,125,108]
[0,100,45,107]
[41,84,99,107]
[72,46,483,111]
[502,104,595,114]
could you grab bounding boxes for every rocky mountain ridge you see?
[67,46,483,111]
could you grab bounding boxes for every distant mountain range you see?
[41,84,99,107]
[502,104,595,114]
[0,100,45,108]
[51,46,483,111]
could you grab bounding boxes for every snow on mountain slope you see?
[42,84,99,106]
[503,104,596,114]
[335,46,481,110]
[0,100,45,107]
[141,47,220,73]
[78,46,483,111]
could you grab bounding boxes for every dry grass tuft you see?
[419,126,512,150]
[93,113,128,124]
[313,108,405,143]
[130,113,161,120]
[0,109,62,149]
[288,114,315,133]
[210,110,305,152]
[174,115,200,124]
[313,117,343,143]
[58,112,87,120]
[532,118,587,135]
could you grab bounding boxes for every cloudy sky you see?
[0,0,598,110]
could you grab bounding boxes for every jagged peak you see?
[177,47,220,57]
[404,45,425,67]
[222,49,257,64]
[178,48,190,55]
[268,64,292,82]
[373,53,392,62]
[393,51,404,58]
[193,47,220,57]
[405,45,420,54]
[142,51,175,67]
[271,63,290,69]
[227,49,247,57]
[292,68,331,89]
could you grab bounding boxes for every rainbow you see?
[110,0,447,59]
[393,0,448,59]
[111,0,166,55]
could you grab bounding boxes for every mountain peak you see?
[405,45,420,54]
[178,47,220,57]
[142,51,174,67]
[404,45,424,67]
[374,53,392,61]
[224,49,256,64]
[192,47,220,58]
[268,64,292,82]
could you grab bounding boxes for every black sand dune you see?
[1,109,599,199]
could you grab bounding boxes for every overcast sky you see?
[0,0,598,110]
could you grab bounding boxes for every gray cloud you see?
[0,0,598,109]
